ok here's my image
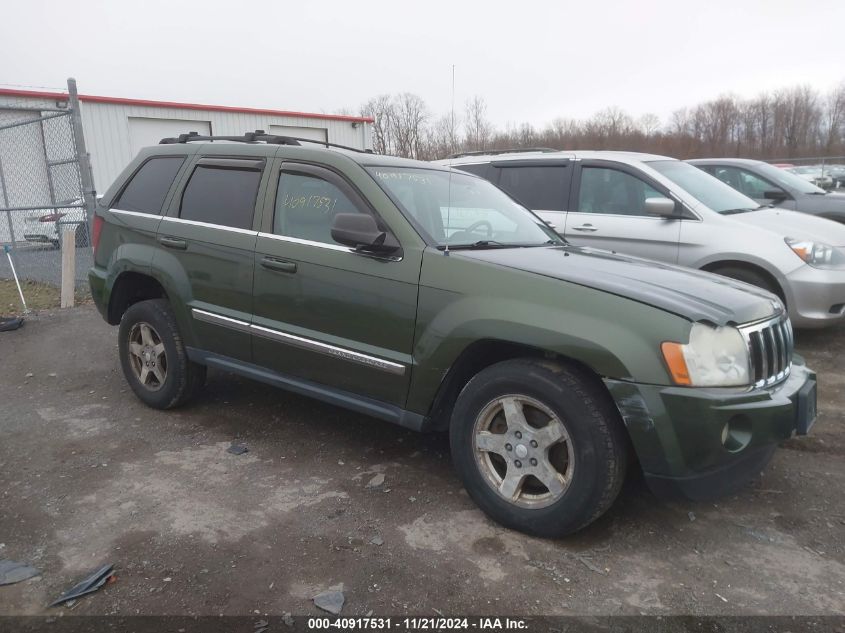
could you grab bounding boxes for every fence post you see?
[67,78,97,235]
[61,229,75,308]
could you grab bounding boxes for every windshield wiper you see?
[721,205,766,215]
[438,240,509,250]
[437,239,565,251]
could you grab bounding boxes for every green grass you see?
[1,278,90,315]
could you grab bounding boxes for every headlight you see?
[661,323,750,387]
[785,237,845,268]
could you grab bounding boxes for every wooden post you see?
[61,229,75,308]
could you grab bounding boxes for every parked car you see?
[788,166,834,190]
[23,197,89,247]
[436,150,845,329]
[688,158,845,224]
[826,164,845,189]
[89,133,816,537]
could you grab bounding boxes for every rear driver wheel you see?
[119,299,206,409]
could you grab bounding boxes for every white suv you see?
[435,150,845,329]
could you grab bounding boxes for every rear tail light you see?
[39,212,66,223]
[92,215,104,254]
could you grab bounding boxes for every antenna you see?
[445,64,455,256]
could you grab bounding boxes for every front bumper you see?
[605,359,816,501]
[784,264,845,328]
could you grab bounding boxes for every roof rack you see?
[159,130,373,153]
[445,147,559,159]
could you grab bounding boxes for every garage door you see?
[128,117,212,153]
[268,125,328,143]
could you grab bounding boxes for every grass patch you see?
[1,278,90,315]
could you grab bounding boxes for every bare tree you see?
[464,96,493,151]
[638,113,661,137]
[361,95,395,155]
[821,82,845,153]
[389,93,428,159]
[360,76,845,162]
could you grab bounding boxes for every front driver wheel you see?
[450,359,628,537]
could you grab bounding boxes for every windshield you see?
[758,163,826,194]
[366,166,560,247]
[647,160,760,214]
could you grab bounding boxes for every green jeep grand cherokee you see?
[88,132,817,537]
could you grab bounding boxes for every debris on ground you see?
[366,473,385,489]
[282,612,294,627]
[49,564,115,607]
[227,443,249,456]
[0,317,24,332]
[0,559,39,586]
[573,553,607,575]
[688,511,696,522]
[370,535,384,546]
[313,588,345,614]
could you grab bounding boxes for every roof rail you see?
[445,147,559,159]
[159,130,373,153]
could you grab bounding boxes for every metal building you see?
[0,87,374,194]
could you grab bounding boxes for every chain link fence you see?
[0,80,95,292]
[765,156,845,190]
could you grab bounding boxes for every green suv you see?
[89,132,817,537]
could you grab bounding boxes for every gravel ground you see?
[0,306,843,618]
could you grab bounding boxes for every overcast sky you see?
[2,0,843,128]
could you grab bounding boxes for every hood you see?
[459,245,780,326]
[798,192,845,218]
[729,207,845,246]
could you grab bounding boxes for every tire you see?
[710,266,784,303]
[75,224,90,248]
[118,298,206,409]
[449,359,628,537]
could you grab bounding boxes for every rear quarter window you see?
[114,156,185,214]
[454,163,491,179]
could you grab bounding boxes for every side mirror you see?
[330,213,399,254]
[644,197,677,217]
[764,190,788,201]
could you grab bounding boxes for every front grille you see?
[740,315,793,388]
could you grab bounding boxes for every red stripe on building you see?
[0,88,374,124]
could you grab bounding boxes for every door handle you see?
[261,257,297,273]
[159,236,187,249]
[571,224,598,232]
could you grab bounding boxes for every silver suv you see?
[435,150,845,329]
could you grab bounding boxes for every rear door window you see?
[114,156,185,214]
[497,165,568,211]
[180,159,263,230]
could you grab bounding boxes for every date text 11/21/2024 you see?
[306,617,528,630]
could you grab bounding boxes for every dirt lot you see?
[1,305,844,618]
